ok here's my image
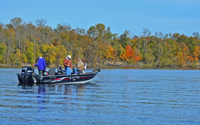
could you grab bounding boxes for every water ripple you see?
[0,68,200,124]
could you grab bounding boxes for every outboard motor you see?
[17,66,36,85]
[93,68,101,72]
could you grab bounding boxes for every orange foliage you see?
[53,41,62,46]
[194,57,199,61]
[133,39,137,41]
[107,45,116,60]
[188,46,200,62]
[193,46,200,58]
[181,43,189,62]
[120,46,142,62]
[189,56,194,62]
[132,39,137,42]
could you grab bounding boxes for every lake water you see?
[0,68,200,125]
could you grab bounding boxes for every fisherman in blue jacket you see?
[33,56,47,76]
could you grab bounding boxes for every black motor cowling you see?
[21,66,34,74]
[18,66,36,85]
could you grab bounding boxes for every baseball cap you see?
[67,55,71,58]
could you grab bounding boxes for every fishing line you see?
[97,74,112,83]
[93,79,100,83]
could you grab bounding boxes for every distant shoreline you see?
[0,64,199,69]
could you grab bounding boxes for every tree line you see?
[0,17,200,67]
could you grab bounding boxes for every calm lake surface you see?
[0,68,200,125]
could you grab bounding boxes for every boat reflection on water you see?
[37,85,46,122]
[76,84,86,94]
[64,85,72,97]
[37,85,46,109]
[18,83,88,113]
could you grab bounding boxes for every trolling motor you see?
[93,68,101,72]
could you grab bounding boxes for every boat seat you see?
[57,66,65,75]
[48,67,56,75]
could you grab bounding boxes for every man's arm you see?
[63,59,68,67]
[34,60,40,66]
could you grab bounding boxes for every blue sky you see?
[1,0,200,37]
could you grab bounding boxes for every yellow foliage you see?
[103,45,116,60]
[54,45,67,65]
[193,46,200,57]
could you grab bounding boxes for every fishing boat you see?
[17,66,100,86]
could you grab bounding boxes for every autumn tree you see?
[0,43,7,63]
[1,17,200,68]
[103,45,116,60]
[190,46,200,65]
[120,46,142,64]
[175,43,189,67]
[119,30,131,48]
[13,49,22,65]
[54,45,67,66]
[25,42,34,64]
